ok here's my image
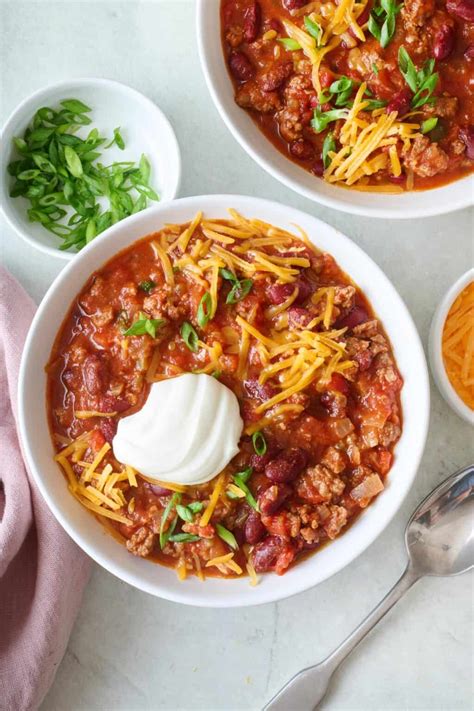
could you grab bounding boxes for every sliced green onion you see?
[252,431,267,456]
[188,501,204,514]
[304,16,322,45]
[226,278,253,304]
[277,38,301,51]
[176,504,194,522]
[7,98,159,252]
[421,117,438,134]
[311,107,348,134]
[168,533,201,543]
[197,292,213,328]
[181,321,199,352]
[139,280,156,293]
[216,523,238,550]
[159,493,181,549]
[322,132,336,169]
[106,126,125,150]
[123,311,165,338]
[60,98,92,114]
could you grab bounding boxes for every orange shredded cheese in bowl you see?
[442,281,474,411]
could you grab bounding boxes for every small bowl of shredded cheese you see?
[429,269,474,425]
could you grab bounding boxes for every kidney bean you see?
[433,24,455,60]
[320,390,347,417]
[243,1,261,42]
[229,51,254,81]
[259,62,293,92]
[328,372,350,396]
[282,0,307,10]
[99,418,117,444]
[265,448,307,483]
[294,277,313,302]
[258,484,291,515]
[289,139,315,161]
[252,535,297,573]
[101,394,130,413]
[83,353,109,395]
[465,44,474,59]
[336,305,369,330]
[244,511,266,544]
[319,69,334,90]
[250,450,274,472]
[311,159,325,176]
[459,126,474,160]
[388,174,407,186]
[446,0,474,22]
[288,306,313,329]
[244,378,278,401]
[386,89,412,117]
[266,276,312,305]
[147,483,172,496]
[266,282,295,304]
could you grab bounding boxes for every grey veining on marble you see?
[1,1,473,710]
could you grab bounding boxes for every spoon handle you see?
[263,564,420,711]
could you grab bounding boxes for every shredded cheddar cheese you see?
[200,473,225,526]
[442,281,474,410]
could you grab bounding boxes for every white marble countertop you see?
[1,1,473,709]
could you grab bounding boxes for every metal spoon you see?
[264,464,474,711]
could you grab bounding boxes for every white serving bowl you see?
[0,78,181,260]
[429,269,474,425]
[196,0,473,219]
[18,195,430,607]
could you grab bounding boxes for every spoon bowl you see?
[406,466,474,577]
[264,465,474,711]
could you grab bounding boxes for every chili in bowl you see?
[197,1,474,217]
[18,195,429,606]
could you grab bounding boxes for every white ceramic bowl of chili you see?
[0,78,181,260]
[429,268,474,425]
[196,0,473,219]
[18,194,430,607]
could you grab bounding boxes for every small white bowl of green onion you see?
[0,78,181,259]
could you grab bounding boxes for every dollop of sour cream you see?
[113,373,243,486]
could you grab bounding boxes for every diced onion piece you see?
[350,474,384,504]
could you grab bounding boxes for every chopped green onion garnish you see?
[216,523,238,550]
[304,16,322,45]
[181,321,199,352]
[322,132,336,169]
[105,126,125,150]
[159,493,180,549]
[176,504,194,523]
[421,117,438,134]
[233,467,259,511]
[7,100,159,252]
[123,311,165,338]
[219,268,253,304]
[398,47,439,108]
[311,107,349,134]
[252,431,267,456]
[277,38,301,51]
[197,292,213,328]
[139,280,156,293]
[168,533,201,543]
[188,501,204,514]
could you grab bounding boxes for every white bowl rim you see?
[196,0,473,219]
[0,76,182,261]
[18,194,430,607]
[428,268,474,425]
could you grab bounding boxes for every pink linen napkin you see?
[0,266,91,711]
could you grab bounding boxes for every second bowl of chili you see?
[197,0,473,218]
